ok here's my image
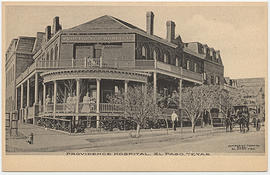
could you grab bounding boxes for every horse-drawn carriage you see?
[225,105,250,133]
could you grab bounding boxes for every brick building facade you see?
[5,12,225,132]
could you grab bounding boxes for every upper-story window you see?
[50,48,54,60]
[194,63,197,72]
[41,53,45,61]
[203,72,207,81]
[164,53,169,64]
[211,75,214,84]
[94,48,102,58]
[175,57,179,67]
[142,46,146,59]
[213,51,216,61]
[215,76,220,85]
[55,45,58,60]
[46,53,49,61]
[186,60,190,70]
[153,50,157,60]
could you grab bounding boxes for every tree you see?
[108,84,157,137]
[200,85,221,127]
[181,86,205,133]
[218,87,248,117]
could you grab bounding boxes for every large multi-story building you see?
[5,12,224,132]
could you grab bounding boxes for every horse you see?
[236,114,250,133]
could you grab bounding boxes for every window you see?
[175,58,179,66]
[211,76,214,85]
[216,76,220,85]
[115,86,119,94]
[153,50,157,60]
[50,48,54,60]
[203,73,207,80]
[194,63,197,72]
[142,46,146,59]
[46,53,49,61]
[55,45,58,60]
[94,48,102,58]
[187,60,190,70]
[164,53,169,64]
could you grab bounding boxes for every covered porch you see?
[15,68,148,132]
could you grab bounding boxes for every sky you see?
[3,2,268,79]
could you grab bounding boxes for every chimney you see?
[45,26,51,42]
[52,16,61,34]
[146,11,154,35]
[166,21,175,43]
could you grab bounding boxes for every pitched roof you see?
[183,47,205,59]
[16,37,36,53]
[64,15,177,48]
[64,15,131,32]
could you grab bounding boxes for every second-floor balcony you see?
[135,59,203,83]
[16,57,203,85]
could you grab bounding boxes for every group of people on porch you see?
[43,92,96,113]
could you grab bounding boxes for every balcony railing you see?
[16,57,203,85]
[182,69,203,83]
[135,59,203,83]
[135,60,155,69]
[99,103,123,113]
[36,103,124,115]
[79,103,97,113]
[36,57,134,70]
[135,59,183,76]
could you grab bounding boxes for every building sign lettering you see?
[62,34,135,42]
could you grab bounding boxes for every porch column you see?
[53,80,57,116]
[76,79,80,119]
[33,73,39,124]
[179,78,183,132]
[15,87,18,111]
[20,84,24,123]
[124,80,128,100]
[178,79,182,108]
[34,73,39,104]
[26,79,30,122]
[43,82,46,112]
[153,72,157,103]
[96,78,101,128]
[26,79,30,107]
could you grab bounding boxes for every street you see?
[66,127,265,154]
[6,123,265,154]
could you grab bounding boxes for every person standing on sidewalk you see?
[171,110,178,131]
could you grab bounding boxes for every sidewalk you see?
[5,123,231,153]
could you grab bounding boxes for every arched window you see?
[194,63,197,72]
[50,48,54,60]
[46,53,49,61]
[175,57,179,66]
[55,44,58,60]
[142,46,146,59]
[153,50,157,60]
[153,49,160,61]
[164,53,169,64]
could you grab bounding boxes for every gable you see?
[65,15,130,32]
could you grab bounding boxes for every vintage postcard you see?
[2,1,268,172]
